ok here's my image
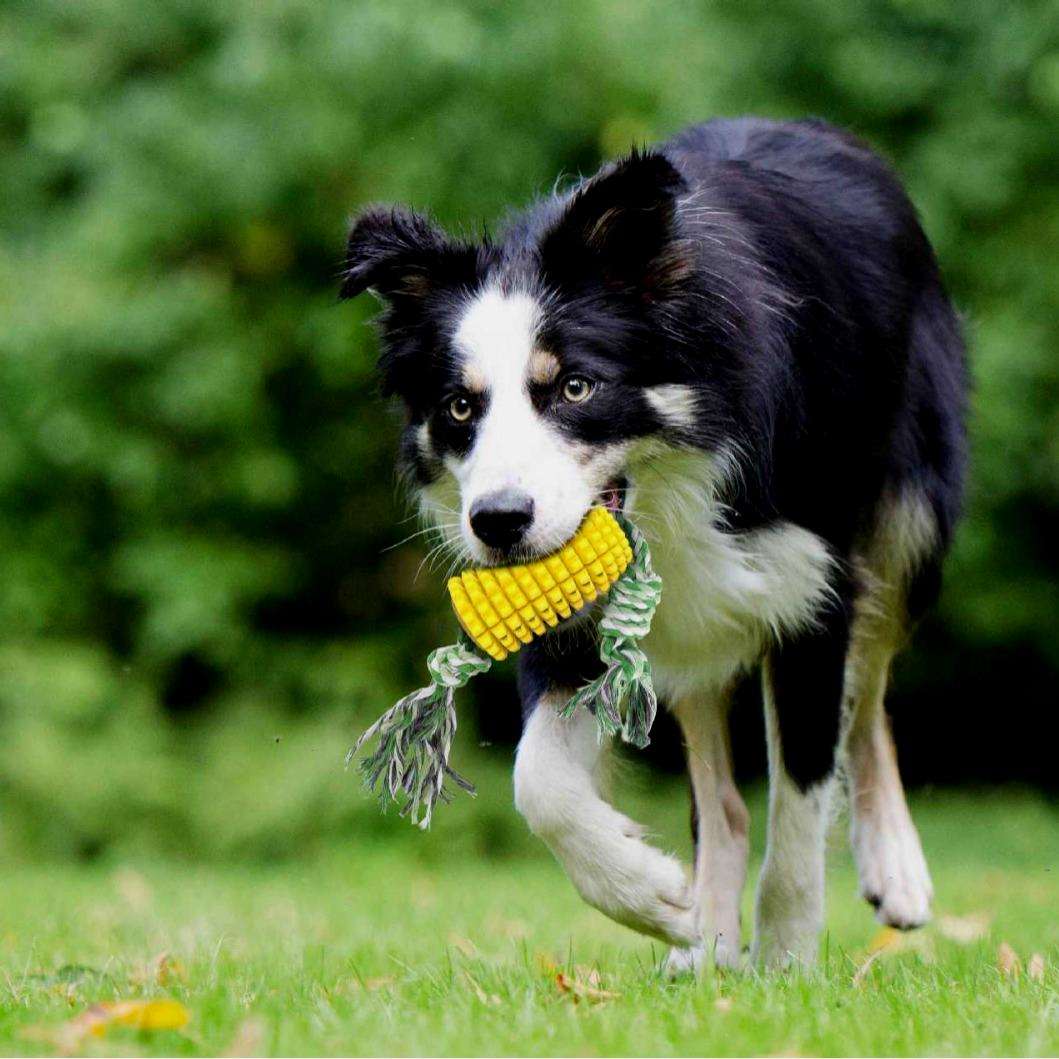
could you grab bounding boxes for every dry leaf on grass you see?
[858,923,935,981]
[28,998,191,1051]
[867,926,904,955]
[1028,953,1045,982]
[554,971,619,1004]
[448,932,477,958]
[574,965,604,989]
[134,951,187,987]
[852,949,885,987]
[86,998,189,1032]
[463,971,501,1006]
[937,912,991,944]
[360,975,396,991]
[997,941,1021,978]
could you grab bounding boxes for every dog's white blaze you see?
[448,286,610,560]
[453,287,539,393]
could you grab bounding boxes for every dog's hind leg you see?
[845,493,936,929]
[664,685,749,975]
[514,691,698,946]
[846,627,933,929]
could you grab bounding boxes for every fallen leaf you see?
[362,975,396,991]
[94,999,190,1031]
[554,971,619,1004]
[223,1015,267,1057]
[448,933,477,958]
[867,926,904,954]
[997,942,1021,978]
[135,951,187,987]
[852,949,884,987]
[1028,953,1045,983]
[39,998,190,1050]
[861,924,935,972]
[937,912,991,944]
[463,971,501,1006]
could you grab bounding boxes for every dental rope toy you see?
[348,507,663,827]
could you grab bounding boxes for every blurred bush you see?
[1,0,1057,857]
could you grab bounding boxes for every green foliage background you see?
[1,0,1057,859]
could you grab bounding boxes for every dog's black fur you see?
[343,117,968,793]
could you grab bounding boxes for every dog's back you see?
[662,118,967,564]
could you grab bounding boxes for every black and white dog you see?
[341,118,967,970]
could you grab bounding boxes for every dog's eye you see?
[561,375,594,404]
[447,395,474,423]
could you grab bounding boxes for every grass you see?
[1,757,1057,1057]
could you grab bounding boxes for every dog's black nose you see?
[469,490,535,552]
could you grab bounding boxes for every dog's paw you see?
[599,839,700,945]
[664,937,743,977]
[664,943,703,978]
[853,817,933,930]
[635,850,699,944]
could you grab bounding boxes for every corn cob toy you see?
[349,508,662,827]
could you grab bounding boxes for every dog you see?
[340,117,967,970]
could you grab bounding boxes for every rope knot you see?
[426,642,491,687]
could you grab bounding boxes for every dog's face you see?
[342,151,707,564]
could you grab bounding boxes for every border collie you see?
[341,117,967,970]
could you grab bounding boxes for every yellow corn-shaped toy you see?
[447,506,633,661]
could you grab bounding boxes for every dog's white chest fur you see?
[627,447,834,699]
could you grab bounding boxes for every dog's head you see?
[342,150,713,565]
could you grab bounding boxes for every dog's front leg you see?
[514,690,697,945]
[752,588,851,968]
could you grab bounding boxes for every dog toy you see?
[348,508,662,827]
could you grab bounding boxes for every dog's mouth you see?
[471,477,630,567]
[598,476,628,514]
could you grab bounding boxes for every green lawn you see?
[2,761,1057,1057]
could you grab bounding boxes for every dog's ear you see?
[540,149,689,298]
[340,206,476,302]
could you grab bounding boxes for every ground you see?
[2,759,1057,1057]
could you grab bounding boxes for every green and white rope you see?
[346,641,489,828]
[559,516,662,747]
[349,514,662,827]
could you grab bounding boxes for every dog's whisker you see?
[381,523,460,554]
